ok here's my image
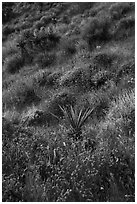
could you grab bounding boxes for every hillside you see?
[2,2,135,202]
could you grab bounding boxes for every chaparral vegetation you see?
[2,2,135,202]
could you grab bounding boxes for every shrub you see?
[18,21,33,30]
[109,2,135,20]
[2,2,15,24]
[34,52,56,68]
[115,60,135,83]
[33,29,60,52]
[16,29,34,59]
[17,27,60,62]
[34,20,45,30]
[59,67,92,90]
[31,69,61,87]
[93,51,118,68]
[21,106,45,126]
[48,89,76,118]
[113,16,135,40]
[3,79,41,110]
[82,16,111,49]
[89,91,110,120]
[39,15,53,25]
[45,71,62,87]
[2,39,18,61]
[4,53,24,74]
[3,108,20,125]
[2,25,15,37]
[107,89,135,121]
[60,36,77,56]
[32,69,52,86]
[91,70,113,89]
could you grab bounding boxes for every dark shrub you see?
[34,20,45,30]
[39,15,53,25]
[34,70,61,87]
[3,25,15,37]
[4,54,24,74]
[3,80,41,110]
[60,67,89,88]
[2,117,15,141]
[17,28,60,62]
[115,60,134,82]
[60,36,77,56]
[45,71,62,87]
[33,31,60,52]
[82,16,111,49]
[109,2,135,20]
[93,52,118,68]
[113,16,135,40]
[91,70,113,89]
[2,2,15,24]
[34,52,56,68]
[16,29,34,63]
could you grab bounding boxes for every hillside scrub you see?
[2,2,135,202]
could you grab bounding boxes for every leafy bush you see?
[4,53,24,74]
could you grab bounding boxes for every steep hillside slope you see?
[2,2,135,202]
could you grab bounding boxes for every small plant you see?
[60,105,94,140]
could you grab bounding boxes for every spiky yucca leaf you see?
[59,105,94,134]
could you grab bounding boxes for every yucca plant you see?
[59,105,94,140]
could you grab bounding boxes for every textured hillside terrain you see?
[2,2,135,202]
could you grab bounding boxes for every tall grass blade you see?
[79,108,94,127]
[77,108,85,128]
